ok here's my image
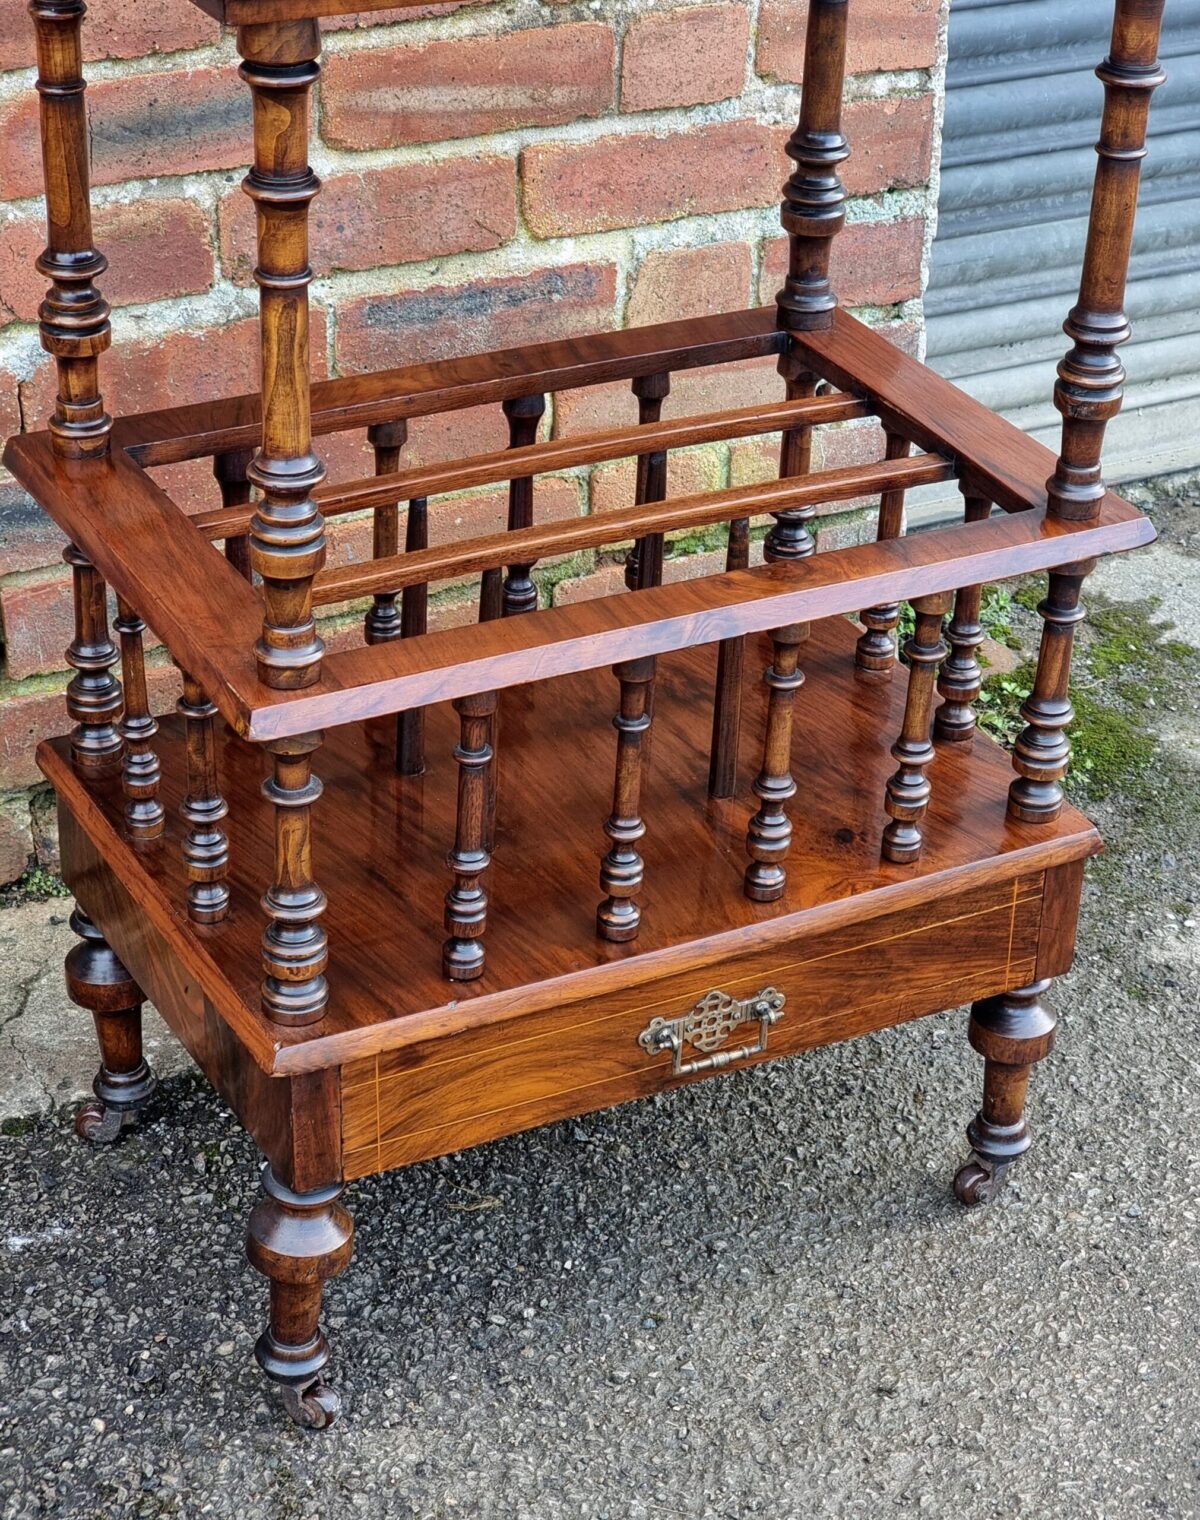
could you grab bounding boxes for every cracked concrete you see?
[0,901,187,1121]
[0,497,1197,1518]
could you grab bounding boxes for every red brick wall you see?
[0,0,947,882]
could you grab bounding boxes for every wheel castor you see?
[953,1153,1012,1206]
[281,1378,343,1430]
[75,1098,132,1145]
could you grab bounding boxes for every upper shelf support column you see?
[776,0,850,334]
[237,20,327,690]
[1046,0,1165,521]
[30,0,111,459]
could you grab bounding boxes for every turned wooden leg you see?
[954,980,1057,1205]
[247,1164,354,1430]
[65,907,155,1144]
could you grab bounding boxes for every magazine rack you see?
[4,0,1165,1428]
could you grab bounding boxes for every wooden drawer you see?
[341,873,1045,1178]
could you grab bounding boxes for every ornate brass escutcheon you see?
[637,986,786,1077]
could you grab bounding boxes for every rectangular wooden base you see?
[43,617,1098,1189]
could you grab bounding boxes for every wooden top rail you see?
[3,420,1153,744]
[195,391,869,542]
[248,494,1154,743]
[312,451,951,608]
[113,308,787,469]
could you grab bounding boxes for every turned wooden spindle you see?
[63,542,123,776]
[882,592,952,864]
[261,734,328,1024]
[764,354,819,562]
[213,449,255,581]
[624,373,671,592]
[597,656,655,942]
[359,424,428,774]
[238,21,327,690]
[29,0,111,458]
[364,420,407,644]
[115,598,163,840]
[443,692,498,981]
[935,494,994,742]
[1046,0,1166,522]
[855,431,914,679]
[178,673,230,924]
[777,0,850,333]
[397,495,429,778]
[501,394,548,616]
[707,515,751,798]
[744,623,807,902]
[1008,562,1094,824]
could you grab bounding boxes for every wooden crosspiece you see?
[744,623,808,902]
[882,593,952,864]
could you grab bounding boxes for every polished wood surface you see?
[342,873,1045,1177]
[112,307,786,468]
[41,617,1101,1078]
[311,451,953,608]
[1046,0,1166,521]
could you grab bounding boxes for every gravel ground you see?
[1,504,1198,1520]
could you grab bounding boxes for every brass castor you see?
[953,1153,1012,1206]
[281,1378,343,1430]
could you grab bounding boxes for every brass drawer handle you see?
[638,987,786,1077]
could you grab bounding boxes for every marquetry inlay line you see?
[1005,876,1021,984]
[343,957,1041,1175]
[341,882,1045,1094]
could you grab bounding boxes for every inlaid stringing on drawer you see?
[342,874,1044,1178]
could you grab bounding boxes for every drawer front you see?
[342,874,1044,1178]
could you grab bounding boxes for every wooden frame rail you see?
[312,452,953,608]
[194,392,868,541]
[247,495,1152,742]
[113,308,787,468]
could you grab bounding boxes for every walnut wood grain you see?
[195,392,866,541]
[342,876,1044,1176]
[312,452,954,607]
[40,618,1101,1080]
[112,308,787,468]
[29,0,111,457]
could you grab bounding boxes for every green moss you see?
[1,1116,37,1137]
[0,864,70,909]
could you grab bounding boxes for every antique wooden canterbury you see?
[3,0,1166,1429]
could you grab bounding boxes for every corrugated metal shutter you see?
[925,0,1200,499]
